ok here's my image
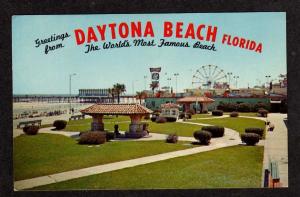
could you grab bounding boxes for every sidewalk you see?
[261,113,288,187]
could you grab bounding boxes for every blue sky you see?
[12,13,286,94]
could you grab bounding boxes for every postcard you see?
[12,13,287,191]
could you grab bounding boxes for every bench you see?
[69,114,85,121]
[268,161,280,188]
[17,119,42,129]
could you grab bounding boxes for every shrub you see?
[202,110,208,114]
[230,111,239,117]
[212,110,223,116]
[257,109,268,117]
[78,131,106,145]
[150,116,157,122]
[193,130,212,145]
[186,113,192,119]
[106,132,115,141]
[237,103,251,112]
[53,120,67,130]
[156,116,167,123]
[245,128,264,138]
[166,133,178,143]
[241,133,260,145]
[166,117,177,122]
[201,126,224,137]
[253,103,270,111]
[217,103,237,112]
[23,125,39,135]
[179,113,185,119]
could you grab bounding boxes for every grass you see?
[32,145,264,190]
[188,117,266,138]
[191,114,213,119]
[14,133,199,181]
[224,112,259,117]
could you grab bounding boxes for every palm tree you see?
[108,88,115,103]
[136,91,147,105]
[150,82,159,94]
[113,83,126,104]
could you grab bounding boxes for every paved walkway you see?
[261,113,288,187]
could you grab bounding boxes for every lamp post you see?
[167,78,171,91]
[265,75,271,91]
[69,73,76,114]
[233,75,239,88]
[227,72,233,89]
[174,73,179,94]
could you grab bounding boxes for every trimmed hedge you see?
[241,133,260,146]
[166,134,178,143]
[150,116,157,122]
[193,130,212,145]
[53,120,67,130]
[245,128,264,138]
[156,117,167,123]
[78,131,106,145]
[258,109,268,117]
[106,132,115,141]
[179,113,192,119]
[166,117,177,122]
[237,103,251,112]
[23,125,39,135]
[212,110,223,116]
[230,112,239,117]
[201,126,224,137]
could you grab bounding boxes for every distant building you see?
[78,89,140,104]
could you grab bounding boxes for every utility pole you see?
[174,73,179,94]
[143,75,147,90]
[227,72,233,89]
[233,75,239,88]
[69,73,76,114]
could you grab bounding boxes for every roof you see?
[80,103,153,115]
[177,96,214,103]
[161,103,180,108]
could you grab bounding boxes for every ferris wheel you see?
[192,65,227,89]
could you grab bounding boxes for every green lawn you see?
[224,112,259,117]
[146,122,201,137]
[191,114,213,119]
[32,145,264,190]
[14,134,199,181]
[188,117,266,137]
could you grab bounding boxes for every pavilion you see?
[80,103,153,137]
[177,96,215,113]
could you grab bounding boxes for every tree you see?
[108,88,115,103]
[113,83,126,104]
[136,91,147,105]
[150,82,159,93]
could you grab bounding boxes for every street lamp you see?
[143,75,147,90]
[233,75,239,88]
[174,73,179,94]
[69,73,76,114]
[167,78,172,91]
[227,72,233,89]
[265,75,271,90]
